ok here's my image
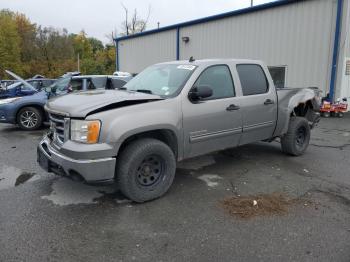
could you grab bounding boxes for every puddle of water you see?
[197,174,223,187]
[178,155,216,170]
[15,172,37,186]
[41,178,129,206]
[0,166,40,190]
[0,166,22,190]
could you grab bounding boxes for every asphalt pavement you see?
[0,115,350,262]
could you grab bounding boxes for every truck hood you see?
[45,89,163,118]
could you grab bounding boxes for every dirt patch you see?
[220,192,303,219]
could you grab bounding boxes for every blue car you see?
[0,71,56,99]
[0,74,130,130]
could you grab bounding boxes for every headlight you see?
[70,119,101,144]
[0,97,22,105]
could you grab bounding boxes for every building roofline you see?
[115,0,306,41]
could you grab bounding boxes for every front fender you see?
[88,98,183,159]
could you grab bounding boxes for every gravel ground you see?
[0,114,350,262]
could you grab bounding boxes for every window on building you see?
[268,66,286,88]
[236,64,269,96]
[194,65,235,100]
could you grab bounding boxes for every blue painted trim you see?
[115,39,119,71]
[329,0,343,102]
[176,27,180,60]
[115,0,305,41]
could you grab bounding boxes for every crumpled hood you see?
[45,89,162,118]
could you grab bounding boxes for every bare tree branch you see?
[119,4,151,35]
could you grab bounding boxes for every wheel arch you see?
[275,89,321,136]
[116,128,180,160]
[15,103,46,124]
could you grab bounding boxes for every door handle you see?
[264,99,275,105]
[226,104,240,111]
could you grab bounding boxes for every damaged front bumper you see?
[37,134,116,184]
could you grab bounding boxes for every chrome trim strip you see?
[243,121,275,131]
[39,137,114,164]
[190,127,242,143]
[45,106,69,117]
[64,118,70,142]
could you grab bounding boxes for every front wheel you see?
[281,117,310,156]
[116,138,176,202]
[17,107,43,131]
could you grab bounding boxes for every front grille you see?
[49,112,69,144]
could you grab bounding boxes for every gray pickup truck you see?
[37,59,321,202]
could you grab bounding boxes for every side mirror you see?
[188,85,213,102]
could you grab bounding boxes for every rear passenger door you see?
[236,64,277,145]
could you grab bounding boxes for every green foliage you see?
[0,10,22,78]
[0,9,116,79]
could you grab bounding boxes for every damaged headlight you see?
[70,119,101,144]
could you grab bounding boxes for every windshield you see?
[6,81,36,91]
[123,64,196,97]
[51,75,71,93]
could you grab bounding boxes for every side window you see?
[268,66,286,89]
[194,65,235,100]
[236,64,269,96]
[70,79,83,91]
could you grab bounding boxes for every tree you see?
[14,12,37,76]
[88,37,104,53]
[0,10,22,78]
[120,4,151,36]
[36,26,75,77]
[0,8,117,78]
[72,31,93,59]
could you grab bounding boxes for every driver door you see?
[182,64,243,158]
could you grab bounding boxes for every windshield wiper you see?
[131,89,153,94]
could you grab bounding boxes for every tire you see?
[281,117,310,156]
[17,107,43,131]
[338,112,344,118]
[323,112,330,118]
[116,138,176,202]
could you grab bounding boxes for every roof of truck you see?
[158,58,264,66]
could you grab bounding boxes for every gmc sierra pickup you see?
[37,59,321,202]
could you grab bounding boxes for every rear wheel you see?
[17,107,43,131]
[281,117,310,156]
[116,138,176,202]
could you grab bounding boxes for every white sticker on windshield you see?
[177,65,196,70]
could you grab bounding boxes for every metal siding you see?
[179,0,336,93]
[336,0,350,99]
[118,30,176,73]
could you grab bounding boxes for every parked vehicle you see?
[0,71,55,99]
[320,98,348,118]
[37,59,321,202]
[113,71,132,77]
[0,73,129,130]
[0,80,17,88]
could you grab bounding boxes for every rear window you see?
[236,64,268,96]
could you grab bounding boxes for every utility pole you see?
[251,0,254,7]
[157,22,160,29]
[77,53,80,72]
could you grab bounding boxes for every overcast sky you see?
[0,0,274,43]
